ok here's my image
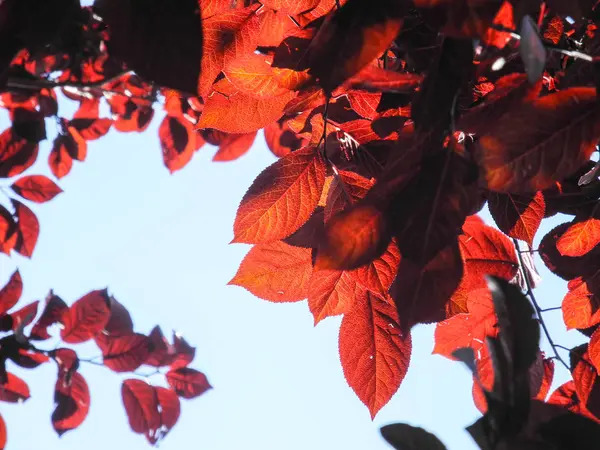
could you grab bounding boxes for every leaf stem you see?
[512,238,570,371]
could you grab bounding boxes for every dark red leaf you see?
[121,379,161,443]
[52,371,90,436]
[10,301,39,331]
[101,333,151,372]
[0,128,38,178]
[11,199,39,258]
[0,271,22,315]
[487,191,545,247]
[104,295,134,336]
[30,291,67,340]
[68,118,112,141]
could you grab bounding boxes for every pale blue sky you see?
[0,93,586,450]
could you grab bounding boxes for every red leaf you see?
[171,333,196,369]
[0,128,38,178]
[69,118,112,141]
[563,277,600,330]
[477,87,600,192]
[11,199,40,258]
[11,175,63,203]
[159,115,197,173]
[0,271,22,315]
[229,241,312,302]
[61,290,111,344]
[324,170,374,222]
[0,413,6,449]
[155,387,180,437]
[145,326,174,367]
[122,379,161,443]
[459,216,519,282]
[557,217,600,257]
[339,289,411,418]
[198,5,261,97]
[212,131,256,162]
[433,287,498,359]
[299,0,404,94]
[52,371,89,436]
[347,90,381,120]
[588,328,600,373]
[10,348,49,369]
[198,78,296,133]
[10,301,39,331]
[31,291,68,340]
[233,147,326,243]
[101,333,151,372]
[308,269,360,324]
[352,241,401,295]
[261,0,319,14]
[224,53,291,98]
[0,373,30,403]
[392,243,463,331]
[487,191,545,247]
[166,367,212,399]
[48,135,74,179]
[0,206,17,255]
[104,296,134,336]
[54,348,80,380]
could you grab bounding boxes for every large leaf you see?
[477,87,600,192]
[229,241,312,302]
[339,288,411,418]
[562,277,600,330]
[100,333,151,373]
[233,147,326,243]
[557,216,600,257]
[198,78,296,133]
[121,379,161,444]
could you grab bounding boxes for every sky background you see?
[0,96,588,449]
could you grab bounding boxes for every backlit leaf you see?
[52,372,90,436]
[0,128,38,178]
[0,271,22,315]
[48,135,74,179]
[69,118,112,141]
[166,368,212,399]
[308,269,360,324]
[30,291,67,341]
[557,217,600,257]
[159,115,197,173]
[224,53,291,98]
[198,78,296,133]
[339,288,411,418]
[233,146,326,243]
[100,333,151,372]
[11,175,63,203]
[61,290,111,344]
[229,241,312,302]
[487,191,545,247]
[11,199,39,258]
[122,379,161,443]
[261,0,320,14]
[212,131,256,162]
[477,87,600,192]
[0,373,30,403]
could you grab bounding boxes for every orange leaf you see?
[159,115,197,173]
[433,287,498,359]
[224,53,291,98]
[339,289,411,418]
[477,87,600,192]
[229,241,313,301]
[557,217,600,257]
[233,147,326,243]
[198,78,296,133]
[487,191,545,247]
[562,277,600,330]
[261,0,320,14]
[11,175,62,204]
[198,5,261,97]
[48,136,74,179]
[212,132,256,162]
[264,120,308,158]
[308,269,359,324]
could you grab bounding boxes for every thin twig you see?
[540,306,562,313]
[513,238,570,371]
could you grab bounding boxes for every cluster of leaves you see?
[5,0,600,448]
[0,272,210,448]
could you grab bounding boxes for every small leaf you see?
[11,175,63,203]
[166,368,212,399]
[121,379,161,443]
[11,199,40,258]
[487,192,545,247]
[30,292,67,341]
[100,333,151,372]
[52,372,90,436]
[0,373,30,403]
[557,217,600,257]
[0,271,22,315]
